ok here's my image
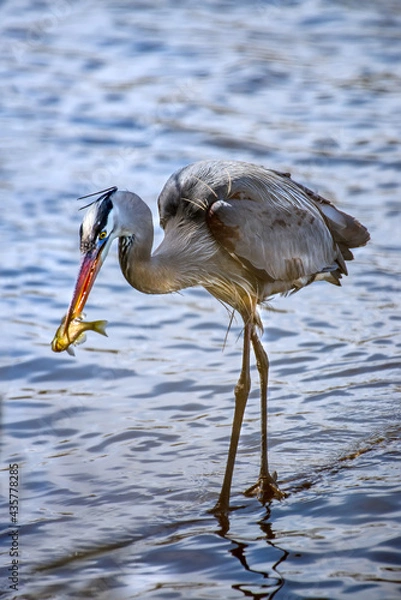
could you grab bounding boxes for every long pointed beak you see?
[62,248,103,332]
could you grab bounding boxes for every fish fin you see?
[93,320,108,337]
[74,333,87,346]
[66,345,75,356]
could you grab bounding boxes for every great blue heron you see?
[55,160,370,514]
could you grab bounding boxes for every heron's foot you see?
[244,472,287,503]
[209,499,246,518]
[209,499,246,533]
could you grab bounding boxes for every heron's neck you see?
[118,230,198,295]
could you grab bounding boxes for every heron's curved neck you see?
[118,226,199,295]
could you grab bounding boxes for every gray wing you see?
[158,160,370,288]
[204,168,351,286]
[207,197,339,286]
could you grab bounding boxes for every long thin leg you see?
[245,329,285,501]
[213,320,252,515]
[252,329,269,482]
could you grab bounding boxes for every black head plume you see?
[78,186,118,253]
[77,186,118,211]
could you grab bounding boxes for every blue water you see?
[1,1,400,598]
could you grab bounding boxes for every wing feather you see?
[157,160,370,294]
[203,166,347,287]
[207,196,338,284]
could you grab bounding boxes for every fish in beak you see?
[50,245,108,355]
[51,187,116,353]
[51,314,108,355]
[64,247,105,326]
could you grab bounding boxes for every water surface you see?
[1,1,400,598]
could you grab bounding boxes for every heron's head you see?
[63,186,152,327]
[64,186,120,324]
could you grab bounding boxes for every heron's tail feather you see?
[292,179,370,260]
[318,203,370,260]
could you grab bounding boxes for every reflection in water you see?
[226,509,289,600]
[31,515,289,600]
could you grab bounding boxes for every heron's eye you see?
[99,230,107,240]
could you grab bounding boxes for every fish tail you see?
[93,320,108,337]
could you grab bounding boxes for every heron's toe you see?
[244,475,287,503]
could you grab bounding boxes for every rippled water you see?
[1,1,401,598]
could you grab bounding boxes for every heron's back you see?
[157,160,370,304]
